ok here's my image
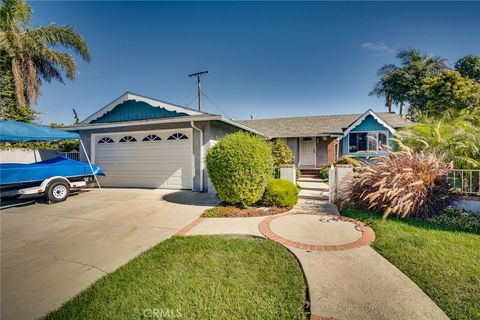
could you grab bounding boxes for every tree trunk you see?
[399,102,404,116]
[386,95,393,112]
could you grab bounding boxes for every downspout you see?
[336,137,341,160]
[190,121,204,192]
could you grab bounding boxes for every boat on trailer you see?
[0,156,104,202]
[0,120,104,203]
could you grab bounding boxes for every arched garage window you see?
[98,137,114,144]
[167,133,188,140]
[119,136,137,143]
[142,134,161,142]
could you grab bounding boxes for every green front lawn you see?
[43,235,307,320]
[343,209,480,320]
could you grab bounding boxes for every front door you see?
[299,137,316,166]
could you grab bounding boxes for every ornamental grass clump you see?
[342,147,458,219]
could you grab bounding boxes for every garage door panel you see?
[95,157,193,165]
[95,149,192,158]
[96,161,192,168]
[93,130,193,189]
[102,168,189,177]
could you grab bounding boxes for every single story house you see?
[68,92,410,192]
[237,110,410,169]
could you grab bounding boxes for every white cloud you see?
[361,42,395,56]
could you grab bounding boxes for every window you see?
[167,133,188,140]
[349,132,388,153]
[119,136,137,143]
[142,134,161,142]
[98,137,114,144]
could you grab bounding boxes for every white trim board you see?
[66,115,267,137]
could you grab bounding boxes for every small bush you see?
[270,139,295,166]
[262,179,299,207]
[341,148,458,219]
[335,156,362,167]
[206,132,274,207]
[427,208,480,234]
[319,166,329,181]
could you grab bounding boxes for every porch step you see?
[299,168,321,178]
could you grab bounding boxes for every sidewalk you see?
[179,178,448,320]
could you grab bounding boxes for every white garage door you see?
[92,129,193,189]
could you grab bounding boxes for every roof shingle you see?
[236,112,411,138]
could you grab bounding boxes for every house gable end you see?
[81,92,203,124]
[342,110,396,136]
[91,100,189,123]
[349,114,389,132]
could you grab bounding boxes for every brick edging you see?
[258,212,375,251]
[175,217,205,236]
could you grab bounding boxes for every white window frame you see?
[348,130,389,153]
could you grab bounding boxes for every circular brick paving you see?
[258,212,375,251]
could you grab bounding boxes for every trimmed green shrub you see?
[206,132,274,207]
[262,179,299,208]
[270,139,294,166]
[335,156,361,167]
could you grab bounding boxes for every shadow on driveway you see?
[162,190,219,207]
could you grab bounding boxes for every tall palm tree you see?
[369,64,397,112]
[397,48,448,72]
[0,0,90,119]
[370,49,448,117]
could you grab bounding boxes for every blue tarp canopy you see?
[0,156,105,186]
[0,120,79,142]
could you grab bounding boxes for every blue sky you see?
[31,1,480,124]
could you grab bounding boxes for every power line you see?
[185,95,198,107]
[201,92,233,119]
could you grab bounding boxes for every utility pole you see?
[188,71,209,111]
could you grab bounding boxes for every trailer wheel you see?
[46,180,70,203]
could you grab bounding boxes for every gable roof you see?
[236,110,411,138]
[81,91,206,124]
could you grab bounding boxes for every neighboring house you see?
[67,92,410,192]
[237,110,410,169]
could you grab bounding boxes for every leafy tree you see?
[0,0,90,122]
[455,55,480,83]
[396,109,480,169]
[422,70,480,115]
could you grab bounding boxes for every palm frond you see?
[26,24,90,62]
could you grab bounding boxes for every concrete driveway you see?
[0,188,218,320]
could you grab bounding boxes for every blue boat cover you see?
[0,120,79,142]
[0,156,105,185]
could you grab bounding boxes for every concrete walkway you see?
[182,178,449,320]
